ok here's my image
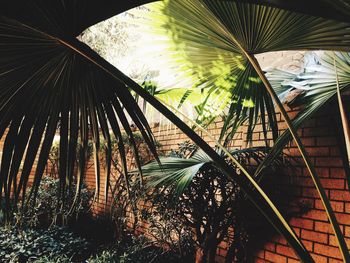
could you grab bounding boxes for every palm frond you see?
[143,0,350,144]
[258,51,350,175]
[0,15,158,214]
[142,147,271,197]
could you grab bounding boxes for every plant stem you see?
[246,54,350,262]
[333,53,350,167]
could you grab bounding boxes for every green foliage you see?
[87,234,183,263]
[98,131,161,238]
[32,255,71,263]
[13,176,93,228]
[144,0,350,143]
[87,249,119,263]
[0,226,90,263]
[261,51,350,173]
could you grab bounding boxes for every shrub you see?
[142,141,299,263]
[87,234,183,263]
[13,176,93,228]
[0,226,90,262]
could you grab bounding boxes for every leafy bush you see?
[13,176,93,228]
[0,226,90,262]
[142,141,299,263]
[32,255,71,263]
[87,234,183,263]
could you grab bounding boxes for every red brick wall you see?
[84,99,350,263]
[254,105,350,263]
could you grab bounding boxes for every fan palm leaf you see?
[257,51,350,179]
[0,14,159,214]
[142,0,350,143]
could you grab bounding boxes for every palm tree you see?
[1,0,350,261]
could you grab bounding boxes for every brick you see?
[329,235,350,247]
[329,258,344,263]
[276,244,297,259]
[255,258,267,263]
[330,168,346,179]
[286,147,302,156]
[265,251,287,263]
[255,249,265,259]
[315,221,335,234]
[315,157,343,167]
[310,253,327,263]
[330,147,341,156]
[330,190,350,202]
[315,199,344,213]
[265,242,276,252]
[302,240,313,251]
[335,212,350,225]
[316,117,332,126]
[302,210,328,221]
[302,118,316,128]
[252,133,260,141]
[317,137,338,146]
[346,226,350,237]
[274,236,288,245]
[302,187,323,198]
[215,122,224,129]
[305,147,330,157]
[313,243,342,259]
[289,218,314,230]
[301,167,329,178]
[287,258,299,263]
[300,137,316,146]
[303,127,330,137]
[301,229,328,244]
[320,179,344,190]
[297,178,316,187]
[287,110,299,119]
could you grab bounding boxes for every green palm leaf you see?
[258,51,350,177]
[141,147,271,197]
[144,0,350,143]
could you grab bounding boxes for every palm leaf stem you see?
[194,9,348,256]
[333,52,350,167]
[247,54,350,262]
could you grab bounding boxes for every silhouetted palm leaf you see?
[0,10,159,213]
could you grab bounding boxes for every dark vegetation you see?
[0,134,306,263]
